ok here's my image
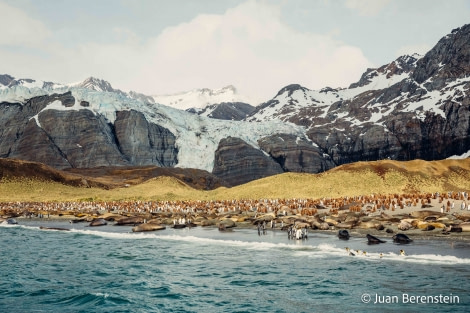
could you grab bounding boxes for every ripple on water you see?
[53,292,132,307]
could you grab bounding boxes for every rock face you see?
[188,102,255,120]
[212,137,283,186]
[38,109,127,168]
[114,110,178,166]
[412,25,470,88]
[258,134,335,173]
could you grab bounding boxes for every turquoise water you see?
[1,221,470,312]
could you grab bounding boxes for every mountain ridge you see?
[0,23,469,186]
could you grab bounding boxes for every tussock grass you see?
[1,159,470,202]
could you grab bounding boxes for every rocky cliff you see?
[0,93,178,169]
[212,137,283,186]
[258,134,335,173]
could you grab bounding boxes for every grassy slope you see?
[1,159,470,202]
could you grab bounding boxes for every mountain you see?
[68,77,117,92]
[246,24,470,166]
[0,74,65,90]
[152,85,252,110]
[187,102,255,121]
[0,81,307,186]
[1,24,470,186]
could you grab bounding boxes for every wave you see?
[297,243,470,265]
[3,223,470,265]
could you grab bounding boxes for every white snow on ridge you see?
[250,70,411,123]
[152,85,253,111]
[402,76,470,121]
[343,72,410,99]
[447,150,470,159]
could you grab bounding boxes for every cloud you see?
[344,0,391,16]
[130,0,372,101]
[0,2,51,47]
[0,0,372,103]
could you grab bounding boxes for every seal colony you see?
[1,192,470,239]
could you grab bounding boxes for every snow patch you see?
[447,150,470,159]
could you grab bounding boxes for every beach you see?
[2,191,470,243]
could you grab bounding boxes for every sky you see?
[1,0,469,103]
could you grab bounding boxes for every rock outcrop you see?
[258,134,335,173]
[188,102,255,120]
[114,110,178,167]
[212,137,283,186]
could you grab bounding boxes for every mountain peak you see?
[152,85,248,110]
[71,77,115,92]
[0,74,15,86]
[412,23,470,86]
[275,84,310,98]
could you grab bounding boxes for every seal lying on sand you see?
[39,226,70,231]
[89,218,107,227]
[2,218,18,225]
[132,224,166,232]
[366,234,386,244]
[393,233,413,244]
[338,229,350,240]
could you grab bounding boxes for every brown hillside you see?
[1,157,469,202]
[0,158,227,190]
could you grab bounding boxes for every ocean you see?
[1,220,470,312]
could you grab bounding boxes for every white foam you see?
[4,225,470,265]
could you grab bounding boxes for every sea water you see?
[1,221,470,312]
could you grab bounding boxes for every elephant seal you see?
[422,224,435,231]
[40,226,70,231]
[132,224,165,232]
[115,216,144,226]
[89,218,107,227]
[393,233,413,244]
[69,218,86,223]
[3,218,18,225]
[366,234,386,244]
[338,229,350,240]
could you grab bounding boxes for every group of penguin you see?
[345,247,406,258]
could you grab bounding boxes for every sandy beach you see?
[2,191,470,242]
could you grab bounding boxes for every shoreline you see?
[8,213,470,243]
[2,192,470,242]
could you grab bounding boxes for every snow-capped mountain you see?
[187,102,255,121]
[68,77,117,93]
[0,75,308,185]
[245,23,470,166]
[0,74,65,90]
[1,23,469,186]
[246,53,422,124]
[152,85,252,111]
